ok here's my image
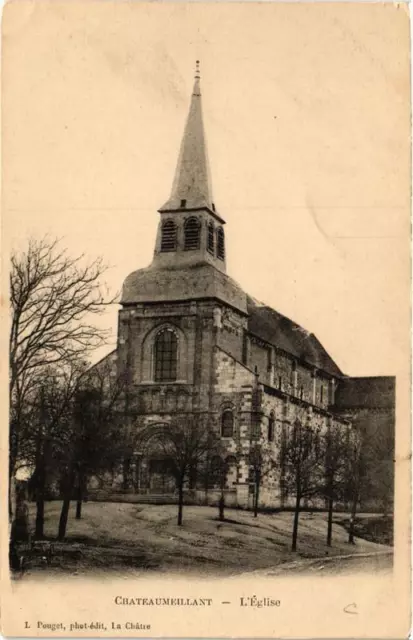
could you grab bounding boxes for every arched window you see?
[268,413,275,442]
[160,220,177,252]
[154,328,178,382]
[216,227,225,260]
[207,222,215,254]
[184,217,201,250]
[221,410,234,438]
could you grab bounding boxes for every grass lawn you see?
[23,501,392,577]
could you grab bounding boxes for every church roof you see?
[122,64,343,380]
[122,263,248,314]
[247,296,342,377]
[159,62,215,214]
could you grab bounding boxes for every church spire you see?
[159,61,217,215]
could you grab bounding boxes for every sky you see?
[2,1,410,377]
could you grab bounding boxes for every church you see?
[93,64,395,511]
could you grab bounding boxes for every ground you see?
[20,502,392,577]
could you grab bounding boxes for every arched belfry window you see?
[221,410,234,438]
[207,222,215,254]
[184,217,201,250]
[268,413,275,442]
[160,220,177,252]
[154,328,178,382]
[216,227,225,260]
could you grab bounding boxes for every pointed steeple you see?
[160,62,217,215]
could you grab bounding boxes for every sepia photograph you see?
[1,1,410,638]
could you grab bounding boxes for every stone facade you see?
[90,68,395,512]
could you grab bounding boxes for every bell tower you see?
[151,62,227,274]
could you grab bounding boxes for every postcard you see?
[1,1,411,638]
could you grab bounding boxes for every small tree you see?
[281,415,323,551]
[322,420,351,546]
[10,361,85,542]
[249,444,278,517]
[209,452,231,522]
[197,433,224,505]
[140,419,218,526]
[32,363,84,538]
[344,428,363,544]
[57,359,126,540]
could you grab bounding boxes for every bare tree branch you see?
[9,236,117,481]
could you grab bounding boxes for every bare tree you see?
[322,420,351,546]
[9,236,115,512]
[208,450,231,522]
[31,362,85,538]
[197,433,223,505]
[280,414,323,551]
[57,358,127,540]
[344,429,364,545]
[138,418,219,526]
[249,444,278,518]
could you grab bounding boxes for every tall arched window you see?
[268,413,275,442]
[160,220,177,252]
[221,410,234,438]
[207,222,215,254]
[216,227,225,260]
[154,328,178,382]
[184,217,201,250]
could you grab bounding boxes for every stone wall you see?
[334,376,395,511]
[244,334,334,411]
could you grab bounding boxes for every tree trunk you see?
[35,491,45,539]
[348,488,359,544]
[254,484,260,518]
[327,496,334,547]
[177,480,184,526]
[122,457,130,491]
[75,470,84,520]
[326,472,334,547]
[75,489,82,520]
[218,491,225,522]
[9,412,20,519]
[58,467,75,540]
[8,466,14,519]
[292,493,301,551]
[35,445,47,539]
[254,474,261,518]
[58,495,71,541]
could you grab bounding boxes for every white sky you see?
[2,1,410,377]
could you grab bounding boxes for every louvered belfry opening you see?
[160,220,177,252]
[207,222,215,254]
[217,227,225,260]
[184,217,201,250]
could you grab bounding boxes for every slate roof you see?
[159,71,215,213]
[122,262,248,314]
[247,296,343,377]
